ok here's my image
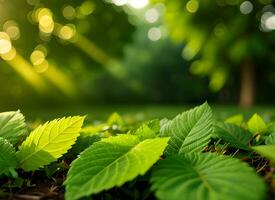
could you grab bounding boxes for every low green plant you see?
[0,103,274,200]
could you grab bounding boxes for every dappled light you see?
[1,1,275,198]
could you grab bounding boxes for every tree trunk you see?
[239,60,255,108]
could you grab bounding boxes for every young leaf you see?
[65,135,169,200]
[81,123,109,137]
[225,114,244,126]
[160,103,213,154]
[107,112,124,127]
[151,153,266,200]
[213,121,252,150]
[0,137,18,176]
[252,145,275,162]
[0,110,27,145]
[265,132,275,145]
[247,114,267,135]
[131,119,160,140]
[17,116,85,171]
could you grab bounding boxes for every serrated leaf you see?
[151,153,266,200]
[0,110,27,145]
[247,114,267,135]
[265,132,275,145]
[225,114,244,126]
[65,135,169,200]
[161,103,213,154]
[213,121,252,150]
[252,145,275,162]
[17,116,84,171]
[0,137,18,176]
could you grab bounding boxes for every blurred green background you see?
[1,0,275,117]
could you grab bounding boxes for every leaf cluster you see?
[0,104,274,200]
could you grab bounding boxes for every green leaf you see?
[225,114,244,126]
[161,103,213,154]
[68,135,100,157]
[267,122,275,133]
[17,116,85,171]
[107,112,124,127]
[247,114,267,135]
[213,121,252,150]
[0,137,18,176]
[265,132,275,145]
[131,119,160,140]
[0,110,27,145]
[81,123,109,137]
[252,145,275,162]
[65,135,169,200]
[151,153,266,200]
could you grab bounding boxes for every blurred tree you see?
[121,24,211,104]
[157,0,275,107]
[83,3,212,104]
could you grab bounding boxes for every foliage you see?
[151,153,266,200]
[17,116,85,171]
[252,145,275,163]
[224,114,244,126]
[0,110,27,145]
[265,132,275,145]
[65,135,169,200]
[247,113,268,135]
[156,0,275,102]
[213,121,252,150]
[0,137,18,176]
[161,102,213,154]
[1,104,275,199]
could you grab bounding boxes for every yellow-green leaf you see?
[247,114,267,135]
[65,135,169,200]
[252,145,275,163]
[17,116,85,171]
[225,114,244,126]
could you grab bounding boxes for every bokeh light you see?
[240,1,253,15]
[33,60,49,73]
[112,0,128,6]
[1,47,16,61]
[79,1,95,15]
[128,0,148,9]
[182,46,196,60]
[58,25,75,40]
[148,27,161,41]
[145,8,159,23]
[3,20,20,40]
[265,15,275,30]
[62,5,76,20]
[261,12,275,31]
[0,32,12,54]
[37,8,54,34]
[30,50,46,66]
[186,0,199,13]
[35,44,48,56]
[26,0,39,6]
